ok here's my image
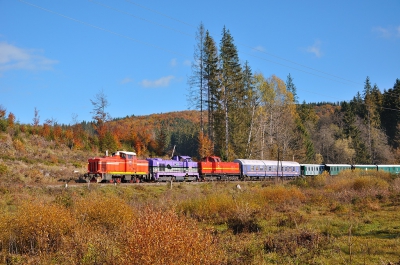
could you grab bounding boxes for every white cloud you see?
[306,40,322,58]
[120,77,133,84]
[140,75,175,88]
[0,41,58,74]
[183,59,191,66]
[372,25,400,38]
[170,58,177,67]
[253,45,265,52]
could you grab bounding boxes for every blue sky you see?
[1,0,399,125]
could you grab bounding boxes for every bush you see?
[0,201,75,255]
[264,229,328,258]
[0,163,8,177]
[121,206,226,265]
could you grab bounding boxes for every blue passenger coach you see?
[233,159,300,179]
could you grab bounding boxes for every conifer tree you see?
[188,22,206,133]
[286,73,298,104]
[203,30,219,144]
[382,79,400,148]
[218,26,243,160]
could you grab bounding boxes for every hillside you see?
[0,110,202,185]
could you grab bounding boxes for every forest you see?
[1,24,399,165]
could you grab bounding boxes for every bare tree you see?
[90,89,111,137]
[33,107,40,127]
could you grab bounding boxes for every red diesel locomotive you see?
[199,156,241,180]
[86,151,149,183]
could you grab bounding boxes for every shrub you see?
[264,229,328,257]
[12,138,25,152]
[73,193,135,231]
[0,163,8,177]
[259,185,306,205]
[121,206,226,265]
[0,201,75,255]
[177,191,237,223]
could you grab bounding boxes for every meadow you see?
[0,170,399,265]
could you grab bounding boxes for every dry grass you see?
[0,131,400,264]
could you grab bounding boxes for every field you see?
[0,170,399,265]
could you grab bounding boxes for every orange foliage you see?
[8,112,15,128]
[122,207,226,265]
[198,131,214,158]
[53,125,62,141]
[41,123,51,138]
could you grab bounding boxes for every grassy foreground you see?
[0,170,400,264]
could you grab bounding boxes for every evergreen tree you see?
[188,22,206,132]
[203,30,219,144]
[286,73,298,104]
[382,79,400,148]
[341,101,370,163]
[218,26,243,160]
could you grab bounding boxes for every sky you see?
[1,0,399,125]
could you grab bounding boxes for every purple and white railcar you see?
[146,156,199,182]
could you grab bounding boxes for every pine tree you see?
[286,73,298,104]
[382,79,400,148]
[187,23,207,132]
[203,30,219,144]
[218,26,243,160]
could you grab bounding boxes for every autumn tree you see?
[198,131,214,158]
[7,112,15,128]
[249,74,298,161]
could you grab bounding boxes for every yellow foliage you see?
[0,201,74,255]
[259,185,306,204]
[73,194,135,230]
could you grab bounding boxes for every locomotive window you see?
[128,155,133,159]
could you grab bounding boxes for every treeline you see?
[186,23,400,164]
[1,23,400,164]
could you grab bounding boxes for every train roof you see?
[113,151,136,156]
[234,159,300,167]
[300,164,325,166]
[325,164,351,167]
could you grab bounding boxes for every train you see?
[85,150,400,183]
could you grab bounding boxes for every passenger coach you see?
[300,164,325,176]
[234,159,300,179]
